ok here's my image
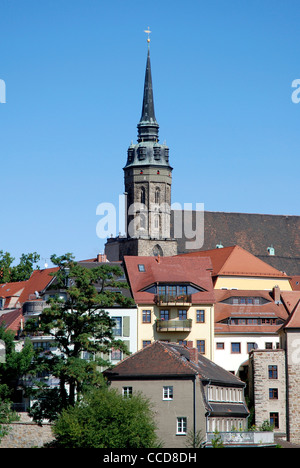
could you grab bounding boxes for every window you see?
[140,186,146,205]
[247,342,257,352]
[138,264,145,272]
[155,187,160,204]
[269,388,278,399]
[143,340,151,348]
[216,342,224,350]
[163,386,173,400]
[111,348,122,361]
[176,417,187,435]
[270,412,279,429]
[179,310,187,320]
[231,343,241,354]
[112,317,122,336]
[142,310,151,323]
[122,387,132,398]
[197,340,205,354]
[265,342,273,349]
[268,365,278,379]
[160,310,169,321]
[196,309,205,323]
[178,340,187,346]
[178,285,187,295]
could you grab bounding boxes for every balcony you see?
[156,318,192,332]
[154,294,192,306]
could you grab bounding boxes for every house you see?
[104,340,249,448]
[123,255,215,359]
[177,245,292,291]
[213,286,289,375]
[0,267,58,337]
[26,257,137,365]
[248,290,300,445]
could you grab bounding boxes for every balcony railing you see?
[154,294,192,306]
[156,319,192,332]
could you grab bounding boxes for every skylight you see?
[138,264,145,272]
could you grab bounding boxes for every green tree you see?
[0,326,32,442]
[0,326,34,401]
[0,251,40,283]
[51,386,161,448]
[25,253,134,423]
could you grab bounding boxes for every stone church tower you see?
[105,43,177,261]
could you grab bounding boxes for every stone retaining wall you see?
[0,413,54,448]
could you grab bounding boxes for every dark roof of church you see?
[171,210,300,276]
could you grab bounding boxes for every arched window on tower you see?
[155,187,160,205]
[154,214,160,230]
[140,187,146,205]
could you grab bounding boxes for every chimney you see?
[186,341,198,364]
[97,253,107,263]
[273,285,281,304]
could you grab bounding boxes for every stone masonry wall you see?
[250,349,286,437]
[0,413,54,448]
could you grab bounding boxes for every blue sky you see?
[1,0,299,266]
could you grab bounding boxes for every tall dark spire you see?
[137,46,159,142]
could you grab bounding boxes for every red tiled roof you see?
[104,341,245,388]
[290,276,300,291]
[0,309,23,332]
[282,301,300,329]
[0,267,58,309]
[123,255,215,305]
[177,245,289,278]
[281,291,300,315]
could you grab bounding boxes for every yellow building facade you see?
[137,302,215,360]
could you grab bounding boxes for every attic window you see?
[138,264,145,272]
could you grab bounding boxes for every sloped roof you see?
[177,245,289,279]
[172,210,300,276]
[0,267,58,309]
[281,301,300,329]
[0,308,23,332]
[104,341,245,387]
[123,255,214,304]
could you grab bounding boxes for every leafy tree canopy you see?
[0,251,40,283]
[51,386,161,448]
[25,253,134,422]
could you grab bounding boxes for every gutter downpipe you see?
[193,374,197,441]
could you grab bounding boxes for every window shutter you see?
[123,316,130,337]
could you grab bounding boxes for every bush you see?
[51,386,161,448]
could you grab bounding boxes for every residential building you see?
[214,287,289,375]
[123,255,215,359]
[104,341,249,448]
[177,245,293,291]
[248,293,300,444]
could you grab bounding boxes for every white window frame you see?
[163,386,173,400]
[176,417,187,435]
[122,386,132,398]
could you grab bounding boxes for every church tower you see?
[105,36,177,260]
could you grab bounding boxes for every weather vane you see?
[144,27,151,43]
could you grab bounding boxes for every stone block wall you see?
[0,413,54,448]
[249,349,286,437]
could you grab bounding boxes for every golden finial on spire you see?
[144,27,151,43]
